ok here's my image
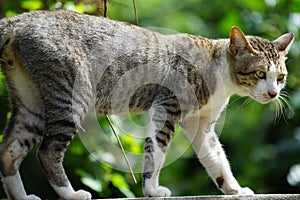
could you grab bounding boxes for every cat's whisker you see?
[248,99,258,112]
[273,93,294,124]
[280,94,294,118]
[280,90,291,97]
[241,98,251,107]
[228,95,245,105]
[273,99,282,124]
[230,97,251,117]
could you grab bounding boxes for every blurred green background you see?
[1,0,300,199]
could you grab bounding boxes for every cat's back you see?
[0,10,143,89]
[0,10,149,50]
[0,10,122,40]
[0,10,166,75]
[0,10,123,61]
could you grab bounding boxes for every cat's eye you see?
[277,74,285,81]
[255,71,266,79]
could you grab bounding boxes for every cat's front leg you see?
[142,104,178,197]
[143,137,171,197]
[199,131,254,195]
[182,117,254,195]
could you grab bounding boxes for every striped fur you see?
[0,10,294,199]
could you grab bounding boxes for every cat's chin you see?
[258,100,271,104]
[256,98,277,104]
[250,96,274,104]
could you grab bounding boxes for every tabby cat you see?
[0,10,294,200]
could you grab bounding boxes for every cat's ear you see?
[272,32,295,54]
[229,26,257,56]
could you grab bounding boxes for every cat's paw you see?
[21,194,41,200]
[225,186,254,195]
[52,184,92,200]
[144,186,171,197]
[68,190,92,200]
[237,187,254,195]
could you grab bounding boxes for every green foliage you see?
[111,173,135,198]
[1,0,300,198]
[21,0,44,10]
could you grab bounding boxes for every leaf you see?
[81,176,103,192]
[78,169,103,192]
[0,71,5,95]
[21,0,44,10]
[5,10,18,17]
[64,1,75,11]
[122,134,142,153]
[75,3,86,14]
[6,112,11,120]
[111,173,135,198]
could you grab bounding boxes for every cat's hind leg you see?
[0,107,43,200]
[37,96,91,200]
[38,134,91,200]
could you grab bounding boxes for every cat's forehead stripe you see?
[248,37,280,65]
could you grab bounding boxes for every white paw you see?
[52,184,92,200]
[69,190,92,200]
[22,194,41,200]
[225,186,254,195]
[237,187,254,195]
[144,186,171,197]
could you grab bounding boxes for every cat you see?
[0,10,294,200]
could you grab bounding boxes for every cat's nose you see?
[268,91,278,98]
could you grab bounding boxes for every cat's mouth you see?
[251,93,278,104]
[258,98,273,104]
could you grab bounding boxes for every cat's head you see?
[227,26,294,104]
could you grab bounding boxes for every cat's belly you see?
[95,83,166,115]
[2,58,44,117]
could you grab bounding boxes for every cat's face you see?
[228,27,294,104]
